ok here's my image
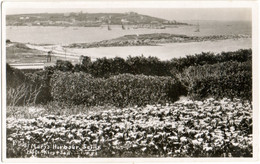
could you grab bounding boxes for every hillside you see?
[6,12,188,27]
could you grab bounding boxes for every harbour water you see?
[6,20,252,60]
[6,21,251,44]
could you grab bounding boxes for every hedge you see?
[178,61,252,100]
[75,49,252,77]
[50,72,186,107]
[6,49,252,107]
[40,49,252,78]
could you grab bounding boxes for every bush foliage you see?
[6,64,27,89]
[75,49,252,77]
[54,49,252,77]
[170,49,251,72]
[178,61,252,100]
[6,64,54,106]
[6,49,252,107]
[50,72,186,107]
[6,64,34,106]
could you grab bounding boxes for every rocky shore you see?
[67,33,251,49]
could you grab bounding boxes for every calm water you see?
[7,20,252,60]
[6,21,251,44]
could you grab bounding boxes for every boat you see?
[194,23,200,32]
[159,25,166,29]
[133,25,138,29]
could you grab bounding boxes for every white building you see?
[121,19,129,23]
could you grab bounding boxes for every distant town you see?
[6,12,189,28]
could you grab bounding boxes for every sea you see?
[6,20,252,60]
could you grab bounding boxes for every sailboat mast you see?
[195,22,200,32]
[122,23,125,30]
[107,16,112,30]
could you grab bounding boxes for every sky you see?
[6,8,251,21]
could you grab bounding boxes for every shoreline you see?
[23,38,251,61]
[66,33,251,49]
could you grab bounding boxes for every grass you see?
[6,42,71,64]
[6,102,117,119]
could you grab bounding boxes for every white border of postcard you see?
[1,0,259,163]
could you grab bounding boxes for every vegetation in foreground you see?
[6,98,252,157]
[6,49,251,109]
[6,49,253,157]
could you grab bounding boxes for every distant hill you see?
[6,12,188,27]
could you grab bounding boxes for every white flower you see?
[147,134,153,138]
[115,133,124,138]
[198,138,204,142]
[132,144,138,148]
[67,133,74,139]
[168,136,178,140]
[180,137,187,142]
[71,139,81,144]
[204,146,213,151]
[232,142,239,146]
[141,147,147,152]
[192,140,201,145]
[112,140,119,146]
[225,132,231,137]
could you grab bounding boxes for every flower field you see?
[6,98,252,158]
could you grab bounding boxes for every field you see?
[6,98,252,157]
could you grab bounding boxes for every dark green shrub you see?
[6,64,48,106]
[178,61,252,100]
[6,64,55,106]
[47,49,252,78]
[6,64,29,106]
[100,74,184,106]
[89,57,114,77]
[125,56,171,76]
[55,60,74,72]
[6,63,27,89]
[26,69,53,104]
[78,56,92,72]
[170,49,251,73]
[50,71,94,105]
[50,72,185,107]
